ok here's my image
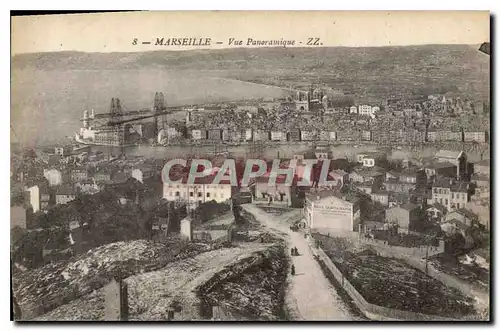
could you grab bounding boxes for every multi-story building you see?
[371,191,389,207]
[427,131,463,142]
[385,203,422,234]
[349,167,385,185]
[423,162,457,181]
[358,105,372,116]
[55,185,77,205]
[70,168,89,182]
[93,125,126,146]
[304,189,360,234]
[93,169,112,182]
[398,169,425,185]
[25,184,51,213]
[430,179,470,212]
[382,179,415,194]
[295,91,310,112]
[163,174,233,207]
[464,131,488,143]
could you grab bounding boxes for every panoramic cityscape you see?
[11,11,490,322]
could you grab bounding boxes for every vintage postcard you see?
[10,11,490,321]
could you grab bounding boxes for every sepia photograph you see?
[10,10,490,321]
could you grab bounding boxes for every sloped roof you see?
[387,170,401,177]
[433,179,469,192]
[353,168,385,178]
[435,150,464,160]
[424,161,456,170]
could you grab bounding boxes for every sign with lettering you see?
[315,197,352,215]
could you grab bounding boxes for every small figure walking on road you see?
[291,264,295,276]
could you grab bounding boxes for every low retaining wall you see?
[314,233,489,312]
[310,245,459,321]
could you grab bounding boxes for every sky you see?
[11,11,490,55]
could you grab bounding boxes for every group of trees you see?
[12,178,236,270]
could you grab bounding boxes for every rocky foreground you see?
[33,242,287,321]
[14,238,230,320]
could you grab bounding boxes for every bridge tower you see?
[153,92,166,137]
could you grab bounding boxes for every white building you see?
[358,105,373,116]
[43,169,63,186]
[304,190,360,234]
[358,151,386,168]
[26,184,50,213]
[163,175,232,207]
[131,165,155,183]
[349,106,358,114]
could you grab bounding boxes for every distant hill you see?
[11,45,490,145]
[479,42,490,55]
[11,45,490,72]
[12,45,490,100]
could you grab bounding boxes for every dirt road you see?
[241,204,356,321]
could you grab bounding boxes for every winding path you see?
[241,204,357,321]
